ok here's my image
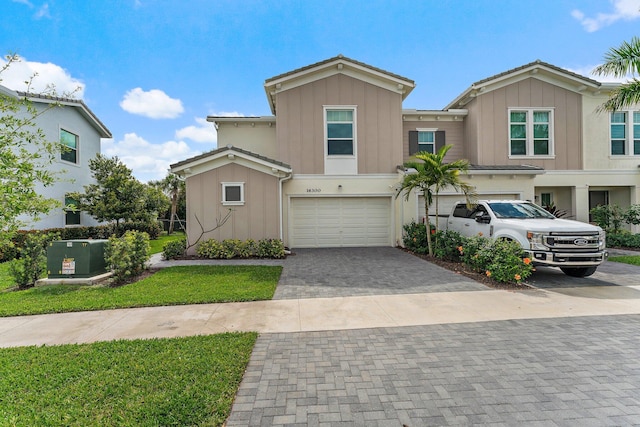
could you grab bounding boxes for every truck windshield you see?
[488,202,556,219]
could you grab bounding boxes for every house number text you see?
[306,188,321,193]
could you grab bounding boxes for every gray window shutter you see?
[435,130,446,152]
[409,131,418,155]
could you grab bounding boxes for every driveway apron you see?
[274,247,486,300]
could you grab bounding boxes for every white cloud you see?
[175,117,217,143]
[12,0,33,6]
[572,0,640,32]
[120,87,184,119]
[0,55,85,97]
[102,133,201,182]
[35,3,50,19]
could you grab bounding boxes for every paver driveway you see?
[274,247,486,300]
[227,315,640,426]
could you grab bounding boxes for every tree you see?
[0,54,63,243]
[73,154,168,228]
[397,145,475,256]
[593,36,640,111]
[150,172,185,234]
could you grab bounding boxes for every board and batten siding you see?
[275,73,403,174]
[185,163,280,251]
[465,77,583,170]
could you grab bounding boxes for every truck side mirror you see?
[475,213,491,224]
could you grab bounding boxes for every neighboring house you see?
[1,85,112,230]
[171,55,639,251]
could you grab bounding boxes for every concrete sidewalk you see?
[2,285,640,348]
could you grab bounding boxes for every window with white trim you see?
[221,182,244,205]
[64,194,80,226]
[417,130,435,154]
[509,109,553,157]
[540,192,552,208]
[60,129,78,163]
[610,111,640,155]
[326,109,354,155]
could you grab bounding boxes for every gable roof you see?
[445,60,603,109]
[171,144,292,177]
[264,54,416,114]
[0,85,112,138]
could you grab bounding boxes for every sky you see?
[1,0,639,183]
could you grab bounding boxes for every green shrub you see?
[115,221,163,240]
[9,232,59,289]
[607,231,640,249]
[590,204,625,233]
[433,230,466,262]
[197,238,285,259]
[402,221,432,254]
[0,240,18,263]
[105,231,150,285]
[458,236,533,284]
[257,239,285,259]
[459,235,493,272]
[162,238,186,260]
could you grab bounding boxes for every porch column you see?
[572,185,589,223]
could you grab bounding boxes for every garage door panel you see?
[290,197,391,248]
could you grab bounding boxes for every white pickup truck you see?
[446,200,607,277]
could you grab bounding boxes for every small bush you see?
[402,221,433,254]
[9,232,59,289]
[433,230,466,262]
[458,236,533,284]
[115,221,163,240]
[257,239,285,259]
[197,238,285,259]
[162,238,186,260]
[105,231,150,285]
[607,231,640,249]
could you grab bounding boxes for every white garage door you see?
[290,197,391,248]
[418,193,519,225]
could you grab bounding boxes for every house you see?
[171,55,639,252]
[1,85,112,229]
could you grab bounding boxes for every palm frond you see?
[597,79,640,112]
[593,36,640,78]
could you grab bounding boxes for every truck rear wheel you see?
[560,267,597,278]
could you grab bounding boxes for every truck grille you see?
[543,232,601,251]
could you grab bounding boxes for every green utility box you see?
[47,240,109,279]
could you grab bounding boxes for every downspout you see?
[279,171,293,242]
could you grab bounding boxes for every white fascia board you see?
[402,109,468,121]
[465,169,545,176]
[173,148,291,177]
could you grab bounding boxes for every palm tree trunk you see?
[168,194,177,235]
[425,199,433,256]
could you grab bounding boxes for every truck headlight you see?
[527,231,546,250]
[599,230,606,250]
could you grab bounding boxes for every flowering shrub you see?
[402,221,434,254]
[458,236,533,284]
[433,230,466,262]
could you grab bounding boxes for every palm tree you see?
[154,173,185,234]
[593,36,640,111]
[397,144,475,256]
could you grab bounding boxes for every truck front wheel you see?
[560,267,598,278]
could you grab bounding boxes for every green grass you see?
[149,232,185,255]
[608,255,640,266]
[0,333,256,426]
[0,265,281,317]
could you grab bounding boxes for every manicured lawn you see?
[0,265,282,317]
[149,232,185,255]
[608,255,640,266]
[0,333,256,427]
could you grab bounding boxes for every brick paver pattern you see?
[227,315,640,426]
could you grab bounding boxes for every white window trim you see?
[609,110,640,157]
[221,182,245,206]
[508,108,555,159]
[416,128,437,153]
[59,126,80,166]
[323,105,357,158]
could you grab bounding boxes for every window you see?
[509,109,553,157]
[540,193,552,208]
[418,130,435,154]
[222,182,244,205]
[326,109,354,155]
[610,111,640,156]
[611,112,626,155]
[60,129,78,163]
[64,195,80,226]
